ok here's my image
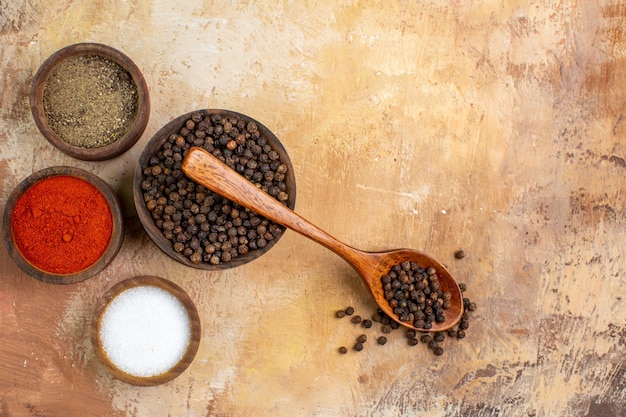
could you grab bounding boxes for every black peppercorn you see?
[190,252,202,264]
[338,346,348,354]
[337,269,474,358]
[336,310,346,318]
[380,260,449,329]
[362,319,372,328]
[454,250,465,259]
[351,315,362,324]
[141,113,291,266]
[354,343,364,352]
[413,319,426,329]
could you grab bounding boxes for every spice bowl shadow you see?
[2,166,124,284]
[30,43,150,161]
[91,276,201,386]
[133,109,297,270]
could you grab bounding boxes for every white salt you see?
[99,285,191,377]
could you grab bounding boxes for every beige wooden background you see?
[1,1,625,416]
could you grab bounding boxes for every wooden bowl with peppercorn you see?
[2,166,125,284]
[133,109,297,270]
[30,43,150,161]
[91,276,201,386]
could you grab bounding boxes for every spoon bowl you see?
[182,147,463,331]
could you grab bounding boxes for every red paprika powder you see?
[11,175,113,274]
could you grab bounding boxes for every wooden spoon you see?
[182,147,464,331]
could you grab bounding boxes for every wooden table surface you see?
[2,1,626,416]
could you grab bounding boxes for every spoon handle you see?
[182,147,365,265]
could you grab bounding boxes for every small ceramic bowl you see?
[30,43,150,161]
[91,276,201,386]
[133,109,297,270]
[2,166,124,284]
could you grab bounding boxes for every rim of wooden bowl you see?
[30,42,150,161]
[133,109,297,270]
[2,166,125,284]
[91,275,201,386]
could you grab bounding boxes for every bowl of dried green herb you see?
[133,109,297,270]
[30,43,150,161]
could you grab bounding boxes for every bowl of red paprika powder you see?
[2,167,124,284]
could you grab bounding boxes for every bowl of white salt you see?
[91,276,201,386]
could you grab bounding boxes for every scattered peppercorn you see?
[338,346,348,354]
[454,250,466,259]
[459,283,467,292]
[336,310,346,318]
[334,283,477,357]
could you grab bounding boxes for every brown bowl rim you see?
[2,166,125,284]
[30,42,150,161]
[133,108,297,270]
[90,275,202,386]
